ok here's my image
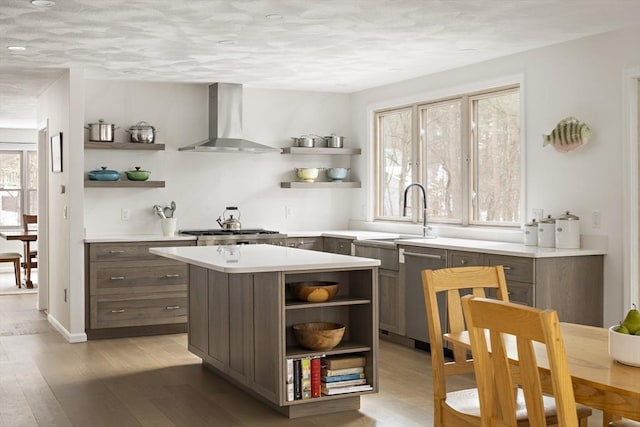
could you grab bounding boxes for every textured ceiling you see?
[2,0,640,128]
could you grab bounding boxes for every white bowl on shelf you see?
[296,168,319,182]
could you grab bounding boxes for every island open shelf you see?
[150,244,379,419]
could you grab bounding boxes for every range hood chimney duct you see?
[179,83,278,153]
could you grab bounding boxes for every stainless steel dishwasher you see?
[399,245,447,346]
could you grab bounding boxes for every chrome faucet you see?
[403,183,430,238]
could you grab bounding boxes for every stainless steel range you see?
[180,229,287,246]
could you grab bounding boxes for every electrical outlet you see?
[592,211,601,228]
[285,206,293,218]
[121,208,130,221]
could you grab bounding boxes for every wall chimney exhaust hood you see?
[179,83,278,153]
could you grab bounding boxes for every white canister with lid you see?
[523,219,538,246]
[538,215,556,248]
[556,211,580,249]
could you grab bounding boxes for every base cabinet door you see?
[208,270,229,371]
[379,269,403,335]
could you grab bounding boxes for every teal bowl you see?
[88,167,120,181]
[326,168,349,182]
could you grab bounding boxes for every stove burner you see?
[180,229,280,236]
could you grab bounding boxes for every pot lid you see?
[129,121,155,130]
[558,210,579,220]
[539,214,555,223]
[524,219,537,227]
[90,166,118,174]
[88,119,112,126]
[128,166,149,172]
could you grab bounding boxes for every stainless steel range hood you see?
[179,83,278,153]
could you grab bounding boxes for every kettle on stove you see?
[217,206,242,230]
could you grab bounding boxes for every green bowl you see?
[125,167,150,181]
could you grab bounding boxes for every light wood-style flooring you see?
[0,291,603,426]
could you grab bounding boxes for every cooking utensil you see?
[86,119,117,142]
[126,121,157,143]
[291,135,322,148]
[163,207,173,218]
[324,134,345,148]
[326,167,349,182]
[170,200,176,213]
[88,166,120,181]
[296,168,319,182]
[125,166,150,181]
[216,206,241,230]
[153,204,166,219]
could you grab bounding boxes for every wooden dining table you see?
[0,230,37,288]
[445,322,640,426]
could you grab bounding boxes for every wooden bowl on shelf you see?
[293,322,345,351]
[289,281,340,303]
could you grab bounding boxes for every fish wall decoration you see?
[543,116,591,153]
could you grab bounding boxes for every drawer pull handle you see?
[109,250,125,254]
[503,266,512,270]
[289,243,295,247]
[166,305,181,310]
[110,309,125,313]
[404,251,444,260]
[164,274,180,278]
[110,276,125,280]
[460,259,467,265]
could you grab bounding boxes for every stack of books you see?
[286,356,323,401]
[320,354,373,396]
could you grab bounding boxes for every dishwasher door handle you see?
[403,251,444,260]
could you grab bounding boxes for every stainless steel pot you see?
[126,121,157,143]
[291,135,322,147]
[86,119,117,142]
[324,134,345,148]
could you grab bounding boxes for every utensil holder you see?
[160,218,177,236]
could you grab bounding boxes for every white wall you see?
[349,25,640,327]
[83,82,354,235]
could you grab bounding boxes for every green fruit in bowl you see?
[621,304,640,334]
[616,324,630,334]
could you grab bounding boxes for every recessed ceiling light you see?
[265,14,283,20]
[31,0,56,6]
[217,40,236,45]
[7,46,27,51]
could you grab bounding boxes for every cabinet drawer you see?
[90,294,187,329]
[89,240,195,262]
[488,281,533,306]
[354,245,399,271]
[448,250,484,268]
[90,261,188,295]
[323,237,353,255]
[286,237,323,251]
[485,254,534,283]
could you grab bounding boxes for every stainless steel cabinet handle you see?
[289,243,296,247]
[503,266,512,270]
[404,251,444,260]
[110,276,125,280]
[164,274,180,278]
[460,259,467,265]
[110,309,125,313]
[166,305,180,310]
[109,250,125,254]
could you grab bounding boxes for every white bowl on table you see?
[608,326,640,367]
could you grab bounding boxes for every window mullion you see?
[461,95,471,226]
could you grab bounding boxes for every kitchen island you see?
[150,244,380,418]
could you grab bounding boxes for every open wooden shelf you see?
[84,180,165,188]
[281,147,361,155]
[280,181,361,189]
[84,142,165,150]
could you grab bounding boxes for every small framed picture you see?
[51,132,63,173]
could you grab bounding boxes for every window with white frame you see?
[0,146,38,228]
[375,85,521,227]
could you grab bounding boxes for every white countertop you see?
[396,237,606,258]
[286,230,403,240]
[84,234,197,243]
[149,244,381,273]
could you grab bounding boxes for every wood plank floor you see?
[0,293,603,426]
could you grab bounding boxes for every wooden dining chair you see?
[610,420,640,426]
[421,266,591,427]
[461,295,585,427]
[22,214,37,275]
[0,252,22,288]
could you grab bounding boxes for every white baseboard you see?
[47,313,87,343]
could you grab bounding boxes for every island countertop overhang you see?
[149,244,381,273]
